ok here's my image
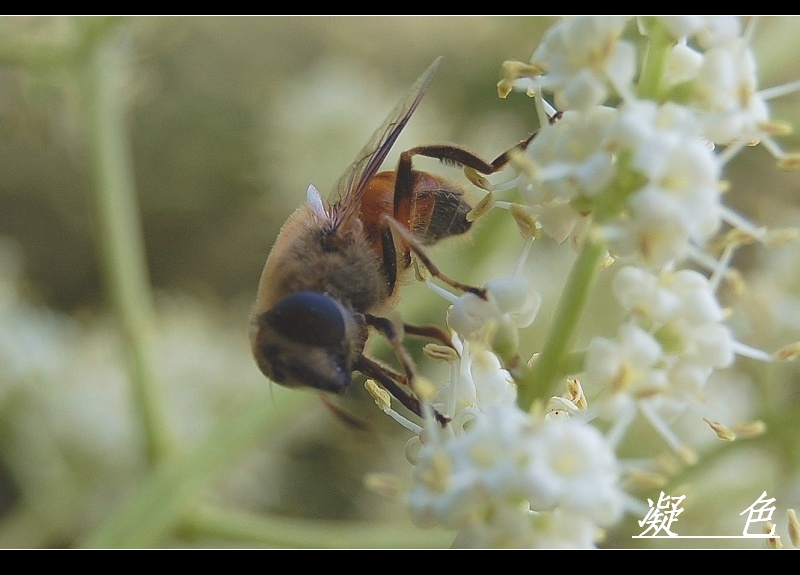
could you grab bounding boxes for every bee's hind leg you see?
[382,215,487,300]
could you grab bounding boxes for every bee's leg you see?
[320,394,370,430]
[390,133,542,300]
[355,355,449,427]
[382,215,488,300]
[364,314,416,384]
[393,136,537,233]
[401,133,538,182]
[363,314,451,426]
[403,323,454,349]
[394,111,565,225]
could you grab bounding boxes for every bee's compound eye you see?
[265,291,347,348]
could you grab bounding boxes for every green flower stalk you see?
[78,21,173,463]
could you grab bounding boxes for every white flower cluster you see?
[517,16,636,111]
[497,16,800,451]
[586,266,734,402]
[496,15,799,464]
[500,16,796,268]
[377,241,623,548]
[408,408,623,547]
[404,340,624,548]
[517,106,617,243]
[445,276,541,344]
[513,16,771,146]
[375,16,799,549]
[603,101,723,267]
[659,17,768,145]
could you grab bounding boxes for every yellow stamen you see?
[677,445,698,466]
[777,152,800,170]
[766,522,782,549]
[364,473,405,498]
[764,227,800,247]
[757,119,793,136]
[627,469,668,489]
[413,376,438,403]
[787,508,800,548]
[510,204,540,240]
[703,418,736,441]
[467,192,495,222]
[424,343,459,362]
[365,379,391,412]
[731,420,767,439]
[464,167,493,192]
[566,378,588,410]
[774,341,800,361]
[421,451,452,493]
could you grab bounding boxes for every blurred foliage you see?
[0,16,798,548]
[0,16,554,311]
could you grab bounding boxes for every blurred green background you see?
[0,16,799,548]
[0,16,555,311]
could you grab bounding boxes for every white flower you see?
[692,38,769,144]
[520,106,618,204]
[613,264,681,321]
[647,18,769,144]
[662,317,735,372]
[432,343,518,430]
[585,323,668,396]
[520,16,636,110]
[447,276,540,342]
[615,99,701,145]
[449,504,538,549]
[666,359,714,398]
[621,105,722,230]
[469,348,518,410]
[602,196,692,267]
[664,41,704,86]
[407,402,534,530]
[582,261,758,466]
[604,101,723,266]
[511,106,617,243]
[406,330,625,548]
[523,417,624,524]
[407,403,624,546]
[537,203,591,245]
[400,15,796,549]
[526,509,602,549]
[657,16,742,48]
[613,266,724,325]
[587,266,734,405]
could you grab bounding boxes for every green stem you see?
[516,233,607,410]
[637,18,673,101]
[79,24,173,463]
[81,387,312,548]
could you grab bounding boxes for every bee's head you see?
[250,291,366,393]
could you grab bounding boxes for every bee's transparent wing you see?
[330,57,442,230]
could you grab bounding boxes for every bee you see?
[250,57,533,423]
